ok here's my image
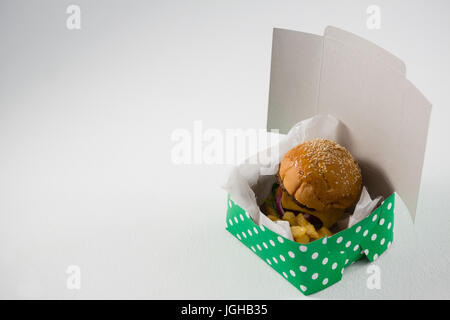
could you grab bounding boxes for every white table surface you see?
[1,0,449,299]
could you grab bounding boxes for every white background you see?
[1,0,449,299]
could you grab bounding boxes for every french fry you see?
[296,213,309,227]
[305,224,320,239]
[291,226,306,238]
[265,204,279,218]
[291,226,310,243]
[282,211,298,226]
[295,234,310,244]
[296,214,320,239]
[267,214,280,221]
[318,226,333,237]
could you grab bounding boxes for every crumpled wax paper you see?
[223,114,382,241]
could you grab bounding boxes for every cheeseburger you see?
[262,138,362,244]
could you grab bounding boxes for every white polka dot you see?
[312,273,319,280]
[245,212,250,218]
[228,200,232,208]
[248,230,252,237]
[266,259,271,265]
[336,236,343,244]
[363,230,369,237]
[253,227,258,234]
[236,234,241,240]
[272,257,278,264]
[354,244,359,251]
[387,222,392,230]
[387,202,392,210]
[242,232,246,239]
[288,251,295,258]
[229,219,233,226]
[251,246,256,252]
[322,257,328,265]
[356,226,361,233]
[322,237,327,244]
[269,240,275,247]
[277,236,284,243]
[283,272,288,278]
[373,254,379,260]
[371,234,377,241]
[345,241,352,248]
[257,245,262,251]
[262,242,268,249]
[279,254,286,262]
[234,217,238,223]
[299,245,307,252]
[322,278,329,285]
[345,259,349,265]
[299,266,307,272]
[240,214,244,221]
[331,262,338,270]
[364,249,369,255]
[260,225,265,232]
[379,218,385,226]
[380,238,385,245]
[372,214,377,222]
[388,241,392,248]
[312,252,319,260]
[300,285,307,292]
[290,270,296,277]
[341,268,344,275]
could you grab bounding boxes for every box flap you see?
[323,26,406,76]
[267,28,323,132]
[267,26,431,220]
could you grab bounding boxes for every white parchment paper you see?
[223,114,382,240]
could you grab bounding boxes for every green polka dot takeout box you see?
[222,113,399,296]
[225,194,394,295]
[223,26,431,295]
